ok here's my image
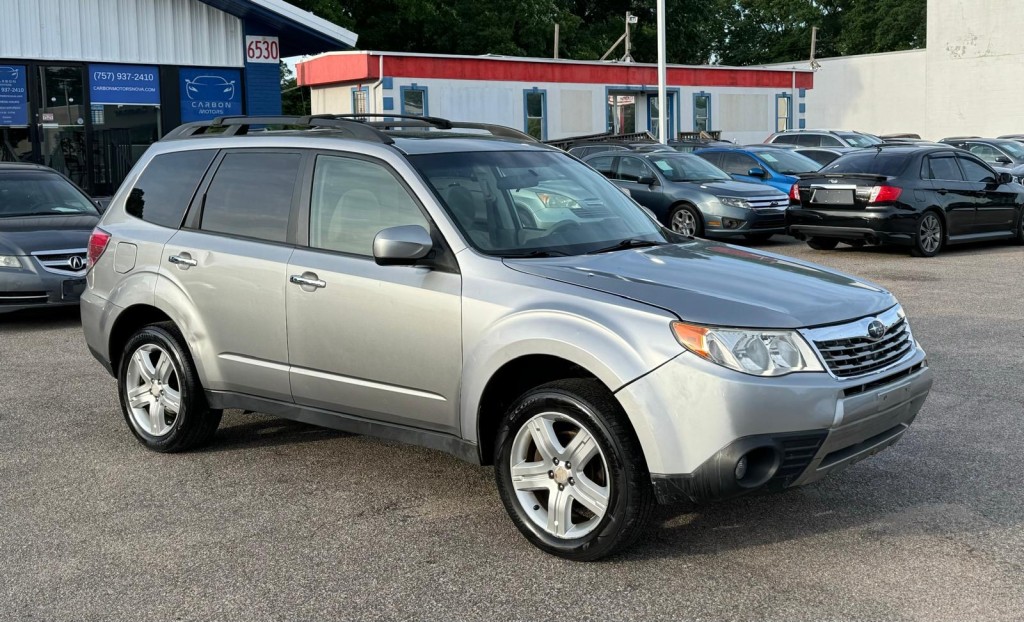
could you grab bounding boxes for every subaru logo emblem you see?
[867,319,886,340]
[828,179,839,184]
[68,256,86,271]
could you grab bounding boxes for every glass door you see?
[37,66,87,187]
[648,93,676,140]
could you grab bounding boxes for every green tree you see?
[280,62,309,115]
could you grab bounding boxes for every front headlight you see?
[0,255,22,269]
[719,196,752,209]
[672,322,824,377]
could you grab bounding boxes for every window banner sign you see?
[180,68,242,122]
[0,65,29,126]
[89,64,161,106]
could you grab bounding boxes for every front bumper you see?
[788,206,919,244]
[0,261,86,314]
[615,345,932,505]
[703,205,789,237]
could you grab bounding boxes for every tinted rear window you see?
[126,150,216,228]
[821,152,911,176]
[200,152,302,243]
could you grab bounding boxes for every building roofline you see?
[198,0,357,49]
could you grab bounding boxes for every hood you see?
[504,239,896,329]
[676,179,787,198]
[0,214,99,255]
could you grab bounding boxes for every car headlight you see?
[672,322,824,377]
[719,197,752,209]
[0,255,22,269]
[536,192,580,210]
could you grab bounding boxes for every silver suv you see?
[82,115,933,561]
[766,129,883,148]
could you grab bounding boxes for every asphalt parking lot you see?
[2,237,1023,621]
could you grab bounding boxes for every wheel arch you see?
[107,304,175,375]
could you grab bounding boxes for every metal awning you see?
[198,0,357,55]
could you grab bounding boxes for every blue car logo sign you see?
[185,75,235,102]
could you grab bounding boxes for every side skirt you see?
[205,390,481,465]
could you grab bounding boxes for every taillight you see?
[87,228,111,269]
[868,185,902,204]
[789,183,801,202]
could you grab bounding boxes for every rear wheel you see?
[669,204,703,237]
[807,237,840,250]
[118,323,222,452]
[494,379,654,561]
[911,211,944,257]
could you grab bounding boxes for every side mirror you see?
[998,172,1014,185]
[637,174,658,186]
[372,225,433,266]
[996,155,1012,165]
[748,167,767,178]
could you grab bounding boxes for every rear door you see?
[957,155,1018,234]
[921,153,976,236]
[159,149,304,401]
[285,152,462,434]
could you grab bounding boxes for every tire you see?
[744,233,773,243]
[806,237,840,250]
[494,379,655,561]
[118,323,222,452]
[668,204,703,237]
[911,211,944,257]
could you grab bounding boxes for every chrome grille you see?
[746,196,789,210]
[806,306,914,378]
[31,248,87,276]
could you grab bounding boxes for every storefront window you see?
[38,66,87,187]
[401,87,427,116]
[694,93,710,132]
[524,90,546,140]
[91,105,161,196]
[776,94,793,132]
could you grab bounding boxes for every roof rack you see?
[162,115,395,144]
[329,113,539,142]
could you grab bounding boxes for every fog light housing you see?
[722,217,743,229]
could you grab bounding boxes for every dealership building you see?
[296,52,814,145]
[0,0,356,195]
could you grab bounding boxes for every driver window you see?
[956,156,995,183]
[967,144,1000,163]
[617,157,647,182]
[588,156,617,179]
[718,152,756,175]
[309,155,429,256]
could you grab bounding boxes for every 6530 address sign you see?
[245,36,280,64]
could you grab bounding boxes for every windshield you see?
[408,150,672,257]
[837,133,883,147]
[648,153,731,182]
[0,173,97,218]
[752,149,822,174]
[821,151,910,176]
[995,141,1024,160]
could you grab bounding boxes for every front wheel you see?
[118,323,222,452]
[669,204,703,237]
[911,212,944,257]
[494,379,654,561]
[807,237,840,250]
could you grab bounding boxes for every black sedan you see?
[787,146,1024,257]
[0,163,100,313]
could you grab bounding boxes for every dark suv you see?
[788,146,1024,257]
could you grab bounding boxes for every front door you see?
[613,155,669,216]
[35,66,89,188]
[956,155,1018,234]
[286,153,463,435]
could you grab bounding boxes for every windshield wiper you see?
[588,238,664,254]
[502,249,572,258]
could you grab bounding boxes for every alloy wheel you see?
[919,214,942,254]
[509,412,610,539]
[124,344,181,437]
[671,209,697,236]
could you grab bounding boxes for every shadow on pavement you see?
[200,412,351,453]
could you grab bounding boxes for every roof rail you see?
[162,115,395,144]
[329,113,539,142]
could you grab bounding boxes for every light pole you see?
[656,0,667,144]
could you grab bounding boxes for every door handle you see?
[168,254,197,268]
[290,274,326,289]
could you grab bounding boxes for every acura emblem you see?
[867,319,886,340]
[68,256,86,271]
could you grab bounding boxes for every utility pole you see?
[623,12,637,63]
[656,0,667,143]
[554,23,560,59]
[810,26,821,70]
